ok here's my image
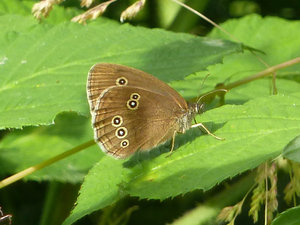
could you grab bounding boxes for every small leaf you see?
[283,135,300,163]
[271,206,300,225]
[63,157,129,225]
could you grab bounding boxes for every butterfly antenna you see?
[200,73,210,88]
[193,72,211,100]
[193,72,227,104]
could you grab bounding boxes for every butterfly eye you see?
[130,93,140,100]
[116,77,128,86]
[127,100,139,110]
[120,139,129,148]
[115,127,128,138]
[112,115,123,127]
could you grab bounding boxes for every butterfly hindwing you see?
[92,86,184,158]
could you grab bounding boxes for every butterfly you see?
[87,63,221,158]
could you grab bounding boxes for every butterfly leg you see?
[191,123,224,140]
[0,207,12,225]
[0,215,12,225]
[166,131,177,158]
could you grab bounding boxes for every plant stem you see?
[170,0,240,42]
[264,163,268,225]
[0,139,95,189]
[224,57,300,90]
[198,57,300,103]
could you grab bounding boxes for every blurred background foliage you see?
[59,0,300,33]
[76,0,300,32]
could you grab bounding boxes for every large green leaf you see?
[64,92,300,225]
[128,93,300,197]
[0,14,241,130]
[64,157,128,225]
[62,15,300,224]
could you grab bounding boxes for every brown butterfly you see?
[87,63,221,159]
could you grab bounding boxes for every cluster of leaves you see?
[0,0,300,224]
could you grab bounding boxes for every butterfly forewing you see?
[87,63,187,111]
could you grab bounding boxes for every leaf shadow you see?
[123,121,226,169]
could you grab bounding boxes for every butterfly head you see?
[178,103,205,133]
[189,102,205,115]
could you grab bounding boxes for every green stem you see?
[170,0,239,42]
[224,57,300,90]
[0,139,95,189]
[264,162,268,225]
[198,57,300,103]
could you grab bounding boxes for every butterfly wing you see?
[92,86,185,158]
[87,63,187,111]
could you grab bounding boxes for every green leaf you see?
[127,93,300,198]
[208,14,300,83]
[0,113,102,183]
[0,14,241,130]
[169,15,300,106]
[282,135,300,163]
[64,93,300,224]
[169,174,254,225]
[63,157,129,225]
[61,15,300,224]
[271,206,300,225]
